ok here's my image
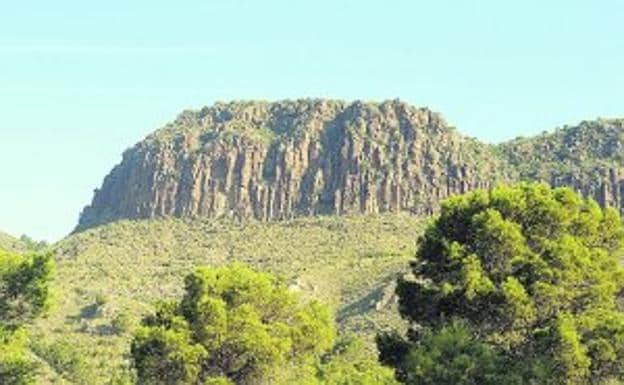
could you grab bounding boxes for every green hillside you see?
[499,118,624,176]
[33,214,422,384]
[0,230,27,252]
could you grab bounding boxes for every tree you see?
[18,235,48,252]
[0,248,54,385]
[381,183,624,384]
[378,321,520,385]
[131,263,397,385]
[318,336,397,385]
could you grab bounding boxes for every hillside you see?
[498,118,624,212]
[76,99,513,231]
[33,214,422,384]
[0,230,27,252]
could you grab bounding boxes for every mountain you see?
[76,100,513,231]
[33,100,624,383]
[76,100,624,233]
[498,118,624,211]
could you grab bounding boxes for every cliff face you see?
[77,100,513,230]
[77,100,624,232]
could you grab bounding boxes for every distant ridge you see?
[499,118,624,210]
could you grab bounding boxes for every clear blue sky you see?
[1,1,623,241]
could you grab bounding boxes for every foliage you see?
[37,214,419,383]
[31,339,94,385]
[0,249,53,330]
[0,232,26,254]
[0,248,54,385]
[107,368,137,385]
[0,232,48,254]
[18,235,49,252]
[131,263,335,384]
[379,321,520,385]
[111,311,136,335]
[0,328,38,385]
[383,183,624,384]
[499,119,624,177]
[498,119,624,214]
[318,336,398,385]
[131,264,399,385]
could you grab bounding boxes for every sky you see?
[0,0,623,242]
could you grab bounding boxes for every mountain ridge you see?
[499,118,624,210]
[76,99,624,232]
[76,99,514,231]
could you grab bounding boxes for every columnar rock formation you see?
[76,100,513,230]
[76,100,624,232]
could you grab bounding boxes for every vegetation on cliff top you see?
[78,100,624,235]
[499,119,624,179]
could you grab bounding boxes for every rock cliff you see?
[77,100,513,230]
[77,100,624,232]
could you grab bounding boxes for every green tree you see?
[17,235,48,252]
[318,336,397,385]
[0,248,54,385]
[381,183,624,384]
[131,264,397,385]
[378,321,520,385]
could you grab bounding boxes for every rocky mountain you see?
[76,100,624,232]
[76,100,513,231]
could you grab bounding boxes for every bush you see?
[0,249,53,384]
[0,329,38,385]
[111,312,134,335]
[94,293,108,307]
[32,340,93,384]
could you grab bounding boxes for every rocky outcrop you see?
[76,100,513,231]
[76,100,624,232]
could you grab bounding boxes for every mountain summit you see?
[76,99,624,231]
[77,99,512,231]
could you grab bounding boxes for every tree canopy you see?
[131,263,397,385]
[381,183,624,384]
[0,248,54,385]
